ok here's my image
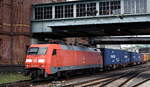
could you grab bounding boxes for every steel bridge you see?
[32,0,150,38]
[91,37,150,44]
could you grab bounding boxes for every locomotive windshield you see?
[27,47,47,55]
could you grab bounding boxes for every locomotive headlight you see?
[38,59,45,63]
[26,59,32,63]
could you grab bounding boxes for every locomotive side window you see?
[52,49,57,55]
[27,47,47,55]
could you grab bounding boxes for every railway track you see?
[0,78,53,87]
[99,70,147,87]
[121,70,150,87]
[60,71,136,87]
[0,80,32,87]
[81,71,139,87]
[1,64,150,87]
[131,79,150,87]
[60,64,150,87]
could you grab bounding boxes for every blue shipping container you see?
[102,48,122,65]
[130,52,142,63]
[121,51,130,64]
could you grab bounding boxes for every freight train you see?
[25,44,149,79]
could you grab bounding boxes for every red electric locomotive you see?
[25,44,103,79]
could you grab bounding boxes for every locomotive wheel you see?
[64,72,70,79]
[31,70,42,80]
[31,71,37,80]
[57,72,61,78]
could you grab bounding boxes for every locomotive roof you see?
[30,44,98,52]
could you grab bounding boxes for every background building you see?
[0,0,64,65]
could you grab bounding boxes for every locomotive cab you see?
[26,47,47,67]
[25,44,60,79]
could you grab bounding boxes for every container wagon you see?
[130,52,142,65]
[121,50,130,67]
[148,54,150,62]
[101,48,122,70]
[141,53,148,63]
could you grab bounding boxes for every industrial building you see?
[0,0,64,65]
